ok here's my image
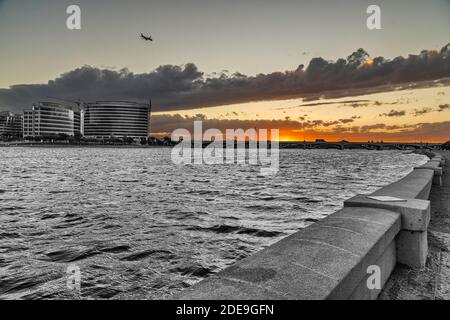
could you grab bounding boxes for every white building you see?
[23,102,75,137]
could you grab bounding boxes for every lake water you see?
[0,147,427,299]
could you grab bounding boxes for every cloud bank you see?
[149,114,450,142]
[0,44,449,113]
[379,109,406,117]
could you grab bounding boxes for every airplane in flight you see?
[140,33,153,41]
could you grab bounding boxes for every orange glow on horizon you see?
[365,58,374,66]
[277,131,448,143]
[153,129,449,143]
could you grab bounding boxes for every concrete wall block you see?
[344,195,430,231]
[416,178,433,200]
[432,154,445,166]
[424,160,441,168]
[414,167,442,186]
[415,166,443,176]
[346,240,396,300]
[173,276,288,300]
[396,230,428,269]
[433,175,443,186]
[371,169,434,200]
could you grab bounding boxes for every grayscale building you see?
[23,102,75,137]
[83,101,150,138]
[73,108,84,137]
[0,111,23,138]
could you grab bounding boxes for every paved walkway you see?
[379,151,450,300]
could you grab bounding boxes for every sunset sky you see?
[0,0,449,142]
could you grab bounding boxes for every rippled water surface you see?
[0,147,427,299]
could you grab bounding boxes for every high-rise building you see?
[0,111,23,138]
[23,102,75,138]
[83,101,150,138]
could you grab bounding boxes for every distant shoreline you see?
[0,144,171,148]
[0,141,444,150]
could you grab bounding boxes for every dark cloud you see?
[344,101,372,108]
[410,104,450,116]
[412,107,434,117]
[324,117,359,126]
[355,123,417,133]
[302,98,404,110]
[438,104,450,111]
[379,109,406,117]
[375,100,400,106]
[275,100,371,112]
[150,114,307,134]
[278,99,370,109]
[1,44,450,113]
[329,122,449,137]
[149,114,450,142]
[378,121,450,141]
[328,121,450,142]
[150,114,359,134]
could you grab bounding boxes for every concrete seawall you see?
[174,152,445,300]
[379,151,450,300]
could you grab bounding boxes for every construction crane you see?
[46,96,84,109]
[46,96,85,137]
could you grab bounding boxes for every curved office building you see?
[83,101,150,138]
[23,102,74,137]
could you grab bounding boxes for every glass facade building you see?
[83,101,150,138]
[23,102,75,137]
